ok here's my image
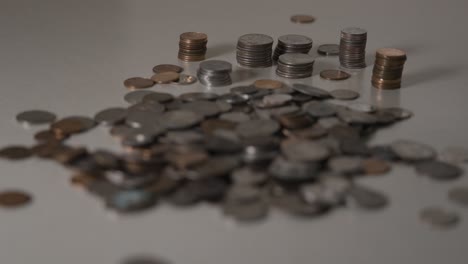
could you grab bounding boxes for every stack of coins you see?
[236,34,274,68]
[276,53,315,79]
[197,60,232,87]
[339,27,367,69]
[273,34,313,62]
[372,48,407,89]
[178,32,208,62]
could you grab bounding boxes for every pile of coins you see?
[273,34,313,62]
[236,34,273,68]
[178,32,208,62]
[339,27,367,69]
[371,48,407,89]
[276,53,315,78]
[197,60,232,87]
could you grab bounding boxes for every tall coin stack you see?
[276,53,315,79]
[339,27,367,69]
[236,33,274,68]
[178,32,208,62]
[372,48,407,89]
[197,60,232,87]
[273,34,313,62]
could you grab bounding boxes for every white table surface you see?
[1,0,467,263]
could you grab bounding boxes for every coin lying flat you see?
[330,89,360,100]
[361,158,391,175]
[290,14,316,24]
[317,44,340,56]
[162,110,204,130]
[281,139,330,162]
[320,70,351,81]
[415,160,462,181]
[348,184,388,210]
[420,206,460,229]
[174,74,197,85]
[106,190,156,213]
[152,64,183,74]
[235,119,279,138]
[0,190,32,208]
[124,77,155,90]
[439,146,468,164]
[0,145,32,160]
[151,72,180,84]
[94,108,127,126]
[124,91,155,105]
[254,79,283,89]
[16,110,57,126]
[390,140,436,162]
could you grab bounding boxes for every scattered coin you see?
[320,70,351,81]
[290,14,316,24]
[16,110,57,126]
[151,72,180,84]
[174,74,197,85]
[0,190,32,208]
[390,140,436,162]
[292,84,330,99]
[106,190,156,213]
[152,64,183,74]
[303,101,336,117]
[254,79,283,89]
[124,77,155,90]
[415,160,462,181]
[94,107,127,126]
[330,89,360,100]
[328,156,363,175]
[439,146,468,164]
[347,102,377,113]
[281,139,330,162]
[142,92,174,104]
[235,119,279,138]
[448,187,468,207]
[0,146,33,160]
[420,206,460,229]
[361,158,391,175]
[317,44,339,56]
[124,91,155,105]
[348,184,388,210]
[162,110,204,130]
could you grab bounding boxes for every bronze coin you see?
[290,14,316,24]
[51,118,86,135]
[376,48,407,60]
[31,140,64,158]
[276,112,314,129]
[180,32,208,42]
[361,158,391,175]
[283,124,327,139]
[152,64,183,74]
[53,147,87,164]
[34,130,67,143]
[254,79,283,89]
[151,72,180,84]
[200,119,237,134]
[0,190,32,208]
[0,146,32,160]
[165,150,209,170]
[124,77,155,90]
[71,173,99,188]
[320,70,351,81]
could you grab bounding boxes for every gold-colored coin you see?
[253,79,283,89]
[151,72,180,84]
[123,77,155,90]
[319,70,351,81]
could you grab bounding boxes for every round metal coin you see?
[290,14,316,24]
[420,206,460,229]
[0,146,32,160]
[16,110,57,126]
[317,44,340,56]
[415,160,462,181]
[330,89,360,100]
[152,64,183,74]
[94,107,127,126]
[390,140,436,162]
[0,190,32,208]
[320,70,351,81]
[124,77,155,90]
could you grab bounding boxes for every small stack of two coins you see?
[178,32,208,62]
[372,48,407,89]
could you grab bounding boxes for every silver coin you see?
[303,101,336,117]
[16,110,57,126]
[328,156,363,174]
[317,44,340,56]
[319,173,352,195]
[281,139,330,162]
[278,53,315,65]
[94,107,127,126]
[341,27,367,35]
[174,74,197,85]
[379,107,413,120]
[199,60,232,73]
[120,127,160,147]
[106,190,156,213]
[278,34,313,46]
[300,183,344,206]
[348,184,388,210]
[268,156,320,182]
[162,130,204,144]
[390,140,436,162]
[231,167,268,186]
[317,117,344,129]
[223,198,269,222]
[124,91,155,105]
[185,156,240,180]
[292,84,330,99]
[346,102,377,113]
[127,102,165,113]
[238,33,274,46]
[180,101,221,117]
[235,119,279,138]
[230,85,258,95]
[142,92,174,104]
[220,112,251,123]
[161,110,204,130]
[217,93,249,105]
[415,160,462,181]
[179,92,218,102]
[125,111,162,128]
[330,89,360,100]
[448,186,468,207]
[256,94,292,108]
[420,206,460,229]
[439,146,468,164]
[215,100,232,113]
[272,192,327,217]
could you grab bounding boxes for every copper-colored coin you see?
[151,72,180,84]
[123,77,155,90]
[0,190,32,208]
[290,14,316,24]
[180,32,208,42]
[152,64,183,74]
[0,146,32,160]
[376,48,407,60]
[53,147,87,164]
[283,124,327,139]
[31,141,64,158]
[276,112,314,129]
[165,150,208,170]
[200,119,237,134]
[71,173,99,188]
[320,70,351,81]
[51,118,86,135]
[34,130,67,143]
[361,158,391,175]
[253,79,283,89]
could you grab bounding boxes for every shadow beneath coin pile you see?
[403,65,463,88]
[207,43,236,59]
